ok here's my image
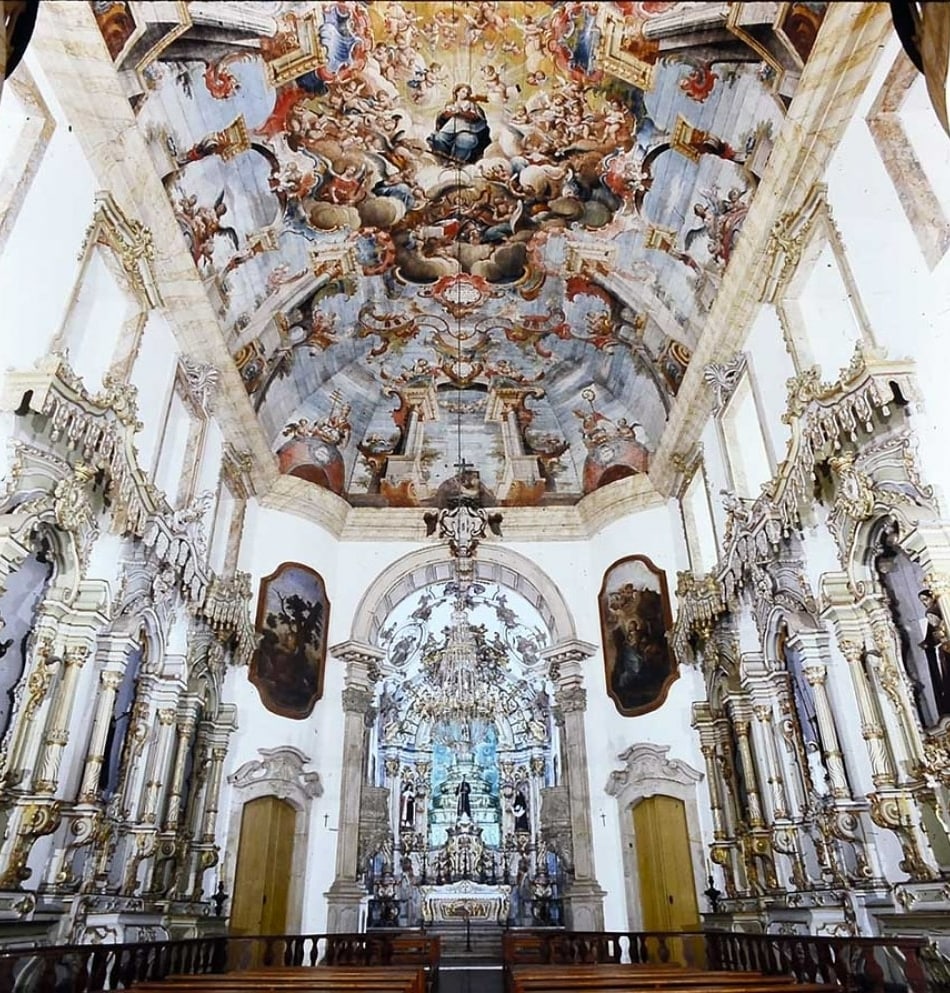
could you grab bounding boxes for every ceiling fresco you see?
[91,1,828,508]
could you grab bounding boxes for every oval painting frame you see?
[249,561,331,719]
[598,554,677,717]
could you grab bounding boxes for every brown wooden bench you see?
[130,965,426,993]
[509,964,838,993]
[391,934,441,993]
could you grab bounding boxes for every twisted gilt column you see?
[77,669,124,803]
[34,645,89,795]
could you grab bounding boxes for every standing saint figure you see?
[512,789,530,832]
[400,781,416,829]
[455,776,472,819]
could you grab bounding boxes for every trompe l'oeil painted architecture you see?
[1,0,950,953]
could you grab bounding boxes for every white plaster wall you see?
[821,36,950,511]
[129,309,178,472]
[582,504,712,929]
[0,53,96,369]
[225,496,703,931]
[224,501,351,933]
[744,304,796,468]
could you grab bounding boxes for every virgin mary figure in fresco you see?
[427,85,491,165]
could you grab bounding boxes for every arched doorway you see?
[230,795,296,935]
[633,795,700,932]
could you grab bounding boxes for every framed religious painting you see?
[598,555,676,717]
[249,562,330,720]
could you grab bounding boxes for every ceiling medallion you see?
[421,273,497,319]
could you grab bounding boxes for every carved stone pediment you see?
[673,343,924,659]
[606,743,703,798]
[228,746,322,800]
[0,354,256,662]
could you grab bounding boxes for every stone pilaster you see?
[325,640,383,933]
[545,640,605,931]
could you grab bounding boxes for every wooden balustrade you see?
[502,930,934,993]
[0,927,936,993]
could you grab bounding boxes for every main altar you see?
[420,879,511,925]
[361,579,568,930]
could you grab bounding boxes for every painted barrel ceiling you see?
[91,1,827,509]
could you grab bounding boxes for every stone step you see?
[424,921,506,960]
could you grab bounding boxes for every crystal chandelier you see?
[417,600,505,746]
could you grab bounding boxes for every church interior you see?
[2,0,950,988]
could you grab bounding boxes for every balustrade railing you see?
[0,932,394,992]
[0,927,943,992]
[503,929,940,993]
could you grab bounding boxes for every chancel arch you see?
[349,542,577,648]
[329,545,602,931]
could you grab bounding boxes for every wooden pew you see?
[391,934,441,993]
[130,965,426,993]
[509,964,838,993]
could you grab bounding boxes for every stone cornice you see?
[320,471,663,542]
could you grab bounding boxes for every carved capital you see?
[839,639,865,664]
[157,709,177,726]
[555,685,587,714]
[64,645,89,669]
[342,686,374,715]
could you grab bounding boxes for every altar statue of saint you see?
[397,857,422,926]
[512,789,530,833]
[455,776,472,819]
[400,781,416,829]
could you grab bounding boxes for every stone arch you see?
[224,747,323,934]
[350,543,577,646]
[605,743,705,931]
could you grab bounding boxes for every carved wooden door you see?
[634,795,699,933]
[230,795,295,935]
